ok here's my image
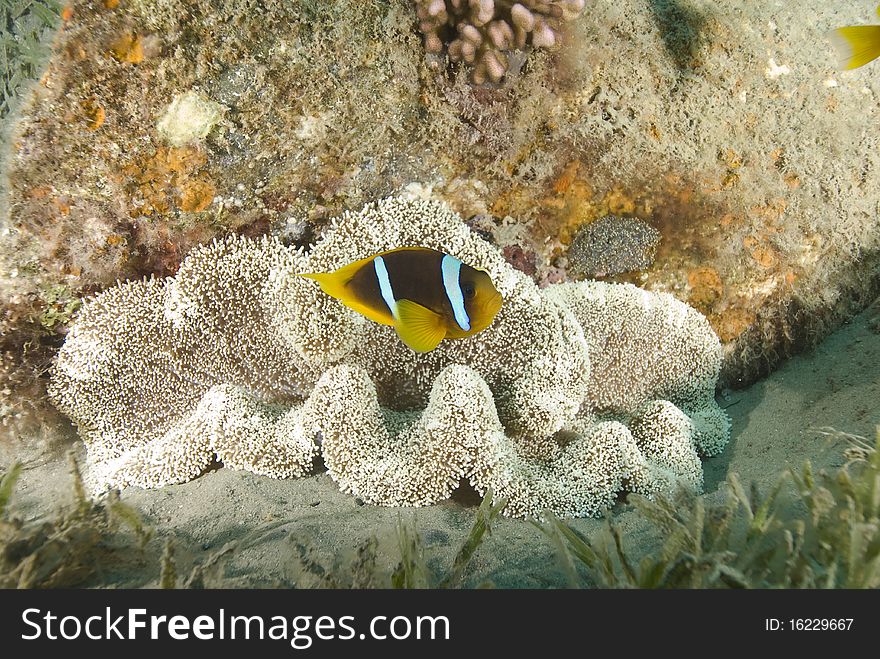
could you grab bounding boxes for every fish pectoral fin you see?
[394,299,446,353]
[829,25,880,70]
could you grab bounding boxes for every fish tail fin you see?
[296,271,349,300]
[297,256,371,301]
[829,25,880,70]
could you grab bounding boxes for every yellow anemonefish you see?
[829,5,880,70]
[298,247,503,353]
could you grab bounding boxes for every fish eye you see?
[462,282,476,298]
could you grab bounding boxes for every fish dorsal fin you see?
[394,299,446,353]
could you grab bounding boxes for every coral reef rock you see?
[49,197,729,518]
[415,0,586,83]
[6,1,880,401]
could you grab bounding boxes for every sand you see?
[2,298,876,588]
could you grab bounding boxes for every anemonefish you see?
[829,5,880,70]
[298,247,503,353]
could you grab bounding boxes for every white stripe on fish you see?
[441,254,470,331]
[373,255,398,320]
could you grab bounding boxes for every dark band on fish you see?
[341,248,481,333]
[347,249,444,316]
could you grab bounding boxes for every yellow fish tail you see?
[297,264,396,327]
[297,271,347,300]
[297,256,370,298]
[829,25,880,70]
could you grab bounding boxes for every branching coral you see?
[415,0,586,84]
[50,196,729,517]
